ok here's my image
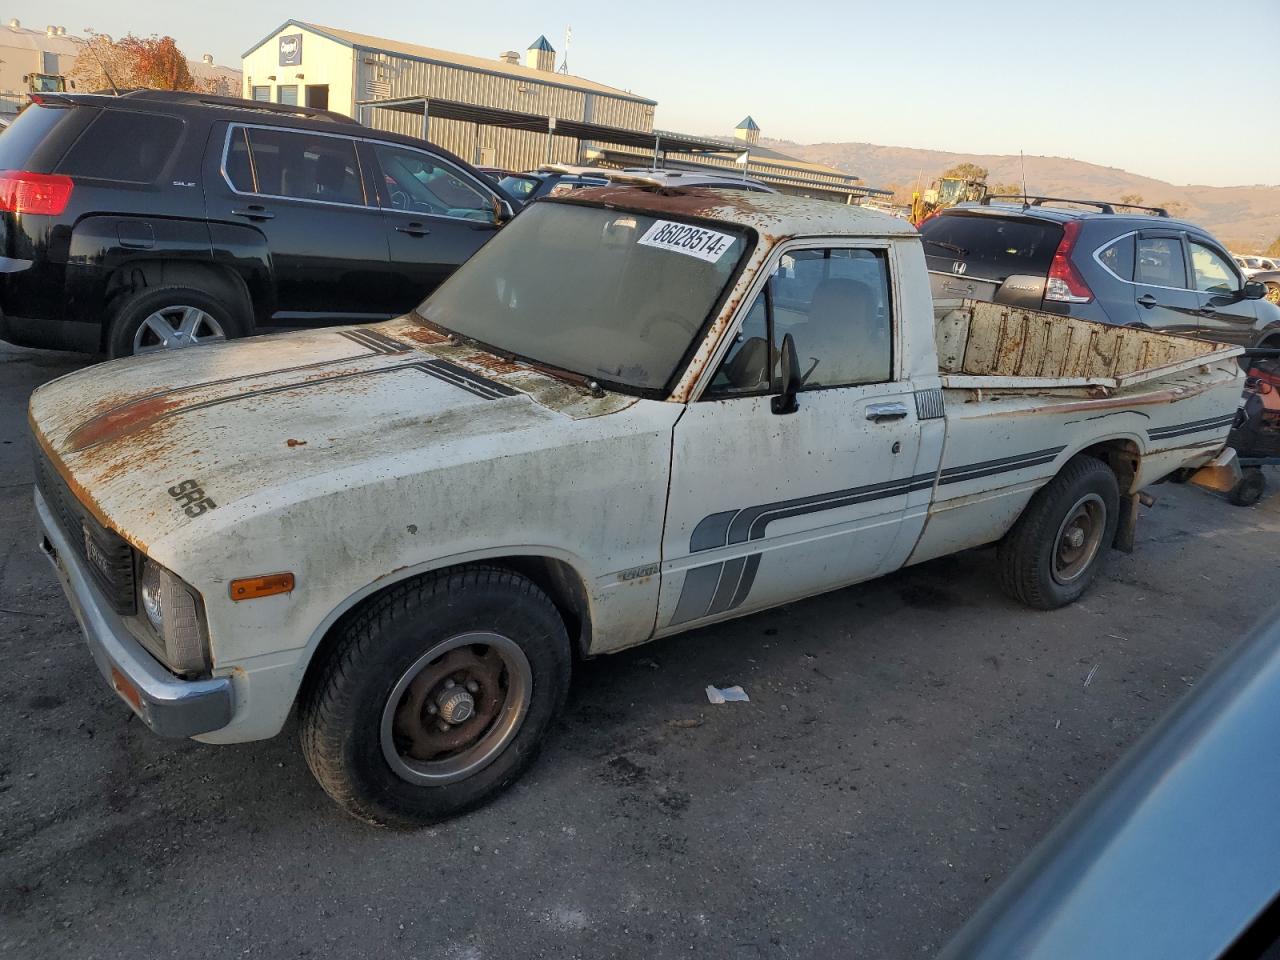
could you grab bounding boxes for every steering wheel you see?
[636,308,689,343]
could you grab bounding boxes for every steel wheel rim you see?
[379,631,532,786]
[132,305,226,354]
[1052,493,1106,585]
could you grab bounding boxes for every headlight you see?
[138,558,208,675]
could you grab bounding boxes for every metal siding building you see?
[241,21,882,200]
[242,21,655,170]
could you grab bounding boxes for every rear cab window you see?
[920,214,1062,281]
[56,110,184,182]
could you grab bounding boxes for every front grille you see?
[33,444,137,615]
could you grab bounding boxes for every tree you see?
[1158,199,1188,218]
[988,181,1022,198]
[71,32,209,93]
[1118,193,1144,207]
[940,162,988,182]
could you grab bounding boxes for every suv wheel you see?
[1265,282,1280,306]
[107,286,246,358]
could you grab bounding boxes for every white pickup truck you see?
[29,187,1244,825]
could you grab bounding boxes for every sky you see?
[11,0,1279,186]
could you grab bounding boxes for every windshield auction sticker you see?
[638,220,736,264]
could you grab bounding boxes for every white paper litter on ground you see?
[705,684,750,704]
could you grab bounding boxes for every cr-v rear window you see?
[920,214,1063,282]
[56,110,183,183]
[0,104,68,168]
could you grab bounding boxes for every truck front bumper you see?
[35,488,234,738]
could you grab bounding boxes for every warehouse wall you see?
[242,26,354,113]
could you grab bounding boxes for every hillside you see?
[767,139,1280,252]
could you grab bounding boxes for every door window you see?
[774,248,892,388]
[229,127,366,207]
[1135,236,1187,288]
[371,143,494,222]
[705,292,774,397]
[1189,242,1239,294]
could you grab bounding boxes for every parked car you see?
[30,189,1243,825]
[1234,254,1279,275]
[496,167,611,202]
[0,90,518,357]
[919,196,1280,347]
[1243,265,1280,304]
[614,167,777,192]
[939,609,1280,960]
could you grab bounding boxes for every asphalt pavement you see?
[2,338,1278,959]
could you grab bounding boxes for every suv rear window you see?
[921,214,1063,282]
[57,110,183,183]
[0,104,67,168]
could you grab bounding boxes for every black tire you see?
[299,566,572,827]
[997,454,1120,610]
[1228,468,1266,507]
[106,285,246,359]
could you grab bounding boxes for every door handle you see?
[865,401,909,423]
[395,223,431,237]
[231,205,274,221]
[1137,294,1158,308]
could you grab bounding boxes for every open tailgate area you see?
[935,299,1243,390]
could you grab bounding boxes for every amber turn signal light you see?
[230,572,295,601]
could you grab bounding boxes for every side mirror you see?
[1242,280,1267,301]
[771,333,801,415]
[492,197,516,226]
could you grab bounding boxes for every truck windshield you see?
[417,201,751,393]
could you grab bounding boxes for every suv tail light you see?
[1044,220,1093,303]
[0,170,74,216]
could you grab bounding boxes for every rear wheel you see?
[1265,282,1280,306]
[299,566,572,827]
[998,455,1120,609]
[107,286,246,358]
[1228,468,1266,507]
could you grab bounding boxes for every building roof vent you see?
[202,53,214,64]
[46,25,56,36]
[8,19,19,30]
[734,115,761,145]
[498,50,520,65]
[57,26,67,35]
[525,35,555,72]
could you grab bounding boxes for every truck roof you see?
[559,185,919,239]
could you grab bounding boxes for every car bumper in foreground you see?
[35,487,233,738]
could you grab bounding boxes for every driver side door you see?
[361,140,502,312]
[1188,238,1259,345]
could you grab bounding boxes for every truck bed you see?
[934,299,1243,391]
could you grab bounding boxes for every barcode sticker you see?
[637,220,736,264]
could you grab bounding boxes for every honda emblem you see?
[952,261,968,275]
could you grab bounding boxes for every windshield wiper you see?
[925,239,968,256]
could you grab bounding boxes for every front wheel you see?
[299,566,571,827]
[997,455,1120,610]
[1265,282,1280,306]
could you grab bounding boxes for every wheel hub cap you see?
[379,632,533,786]
[1052,493,1106,585]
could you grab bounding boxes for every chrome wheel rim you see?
[132,305,226,354]
[379,631,532,786]
[1052,493,1106,585]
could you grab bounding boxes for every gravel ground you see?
[2,339,1278,959]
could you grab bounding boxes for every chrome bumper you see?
[35,488,233,738]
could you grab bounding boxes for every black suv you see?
[0,90,518,357]
[919,196,1280,348]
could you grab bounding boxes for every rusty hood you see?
[29,316,634,555]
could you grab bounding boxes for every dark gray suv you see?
[920,197,1280,347]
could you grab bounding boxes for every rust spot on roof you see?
[65,394,186,453]
[462,352,522,375]
[567,185,763,220]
